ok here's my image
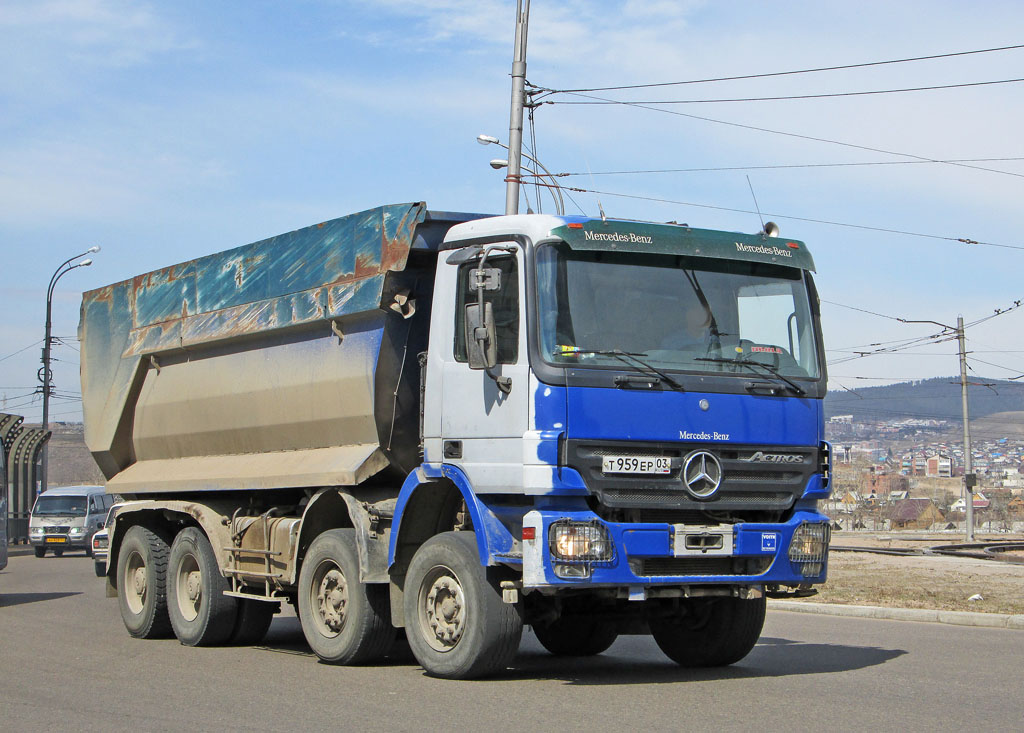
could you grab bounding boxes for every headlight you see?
[30,527,43,535]
[788,522,830,576]
[69,527,86,536]
[548,521,614,563]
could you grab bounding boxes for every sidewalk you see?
[769,599,1024,630]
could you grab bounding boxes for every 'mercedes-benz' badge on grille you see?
[682,450,723,498]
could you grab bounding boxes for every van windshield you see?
[33,495,88,517]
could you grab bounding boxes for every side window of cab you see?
[453,256,519,364]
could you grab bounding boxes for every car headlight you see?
[69,527,86,536]
[788,522,830,577]
[548,521,614,563]
[30,526,43,535]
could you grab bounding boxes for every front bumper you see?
[30,534,89,550]
[522,508,829,590]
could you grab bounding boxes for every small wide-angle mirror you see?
[465,302,497,369]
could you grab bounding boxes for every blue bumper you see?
[521,508,829,589]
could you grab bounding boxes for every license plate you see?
[601,455,671,474]
[45,537,67,543]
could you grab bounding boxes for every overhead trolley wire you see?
[533,43,1024,94]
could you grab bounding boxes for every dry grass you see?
[819,543,1024,615]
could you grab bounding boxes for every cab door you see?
[424,246,529,493]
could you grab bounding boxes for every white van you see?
[29,486,111,557]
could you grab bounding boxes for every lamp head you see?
[79,258,93,267]
[489,158,509,170]
[477,134,500,146]
[87,245,101,254]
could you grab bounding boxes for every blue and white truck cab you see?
[81,203,830,679]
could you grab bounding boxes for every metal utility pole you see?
[956,315,975,541]
[901,314,975,542]
[504,0,530,215]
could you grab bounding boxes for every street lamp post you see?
[478,134,564,215]
[39,246,100,493]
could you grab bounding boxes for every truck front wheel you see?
[116,525,173,639]
[167,527,238,646]
[297,529,394,664]
[404,531,523,679]
[649,595,766,667]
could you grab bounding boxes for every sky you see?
[3,0,1024,423]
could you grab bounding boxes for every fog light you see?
[789,522,830,566]
[553,563,591,579]
[549,521,613,563]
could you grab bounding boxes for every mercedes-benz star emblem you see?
[682,450,723,498]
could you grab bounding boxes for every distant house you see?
[1009,496,1024,516]
[950,492,990,511]
[889,498,945,530]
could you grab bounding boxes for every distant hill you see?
[825,376,1024,423]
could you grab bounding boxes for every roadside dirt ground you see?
[820,532,1024,615]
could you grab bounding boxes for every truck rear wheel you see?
[297,529,394,664]
[167,527,238,646]
[229,599,279,645]
[649,595,766,667]
[404,531,522,679]
[533,616,618,657]
[117,525,173,639]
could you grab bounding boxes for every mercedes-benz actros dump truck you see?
[81,202,832,678]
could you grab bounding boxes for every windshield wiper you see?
[694,356,806,396]
[569,348,686,392]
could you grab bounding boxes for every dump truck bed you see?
[80,203,482,494]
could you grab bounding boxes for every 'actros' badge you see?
[682,451,723,498]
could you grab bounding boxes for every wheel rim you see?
[310,560,348,638]
[123,549,147,615]
[174,551,202,622]
[417,564,467,653]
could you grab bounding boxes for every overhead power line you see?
[548,77,1024,105]
[547,91,1024,181]
[533,43,1024,94]
[556,185,1024,250]
[551,157,1024,177]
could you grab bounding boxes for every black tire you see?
[116,525,173,639]
[229,599,279,645]
[534,616,618,657]
[54,549,64,557]
[404,531,522,679]
[94,560,106,578]
[167,527,238,646]
[85,544,93,558]
[650,596,766,667]
[297,529,394,664]
[34,546,46,558]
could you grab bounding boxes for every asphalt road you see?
[2,546,1022,732]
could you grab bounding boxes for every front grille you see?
[44,526,70,534]
[639,556,772,577]
[565,439,819,512]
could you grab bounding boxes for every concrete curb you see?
[769,600,1024,630]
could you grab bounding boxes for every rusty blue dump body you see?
[80,203,483,495]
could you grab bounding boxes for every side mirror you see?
[465,302,497,370]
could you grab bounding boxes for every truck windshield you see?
[536,243,820,379]
[33,495,88,517]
